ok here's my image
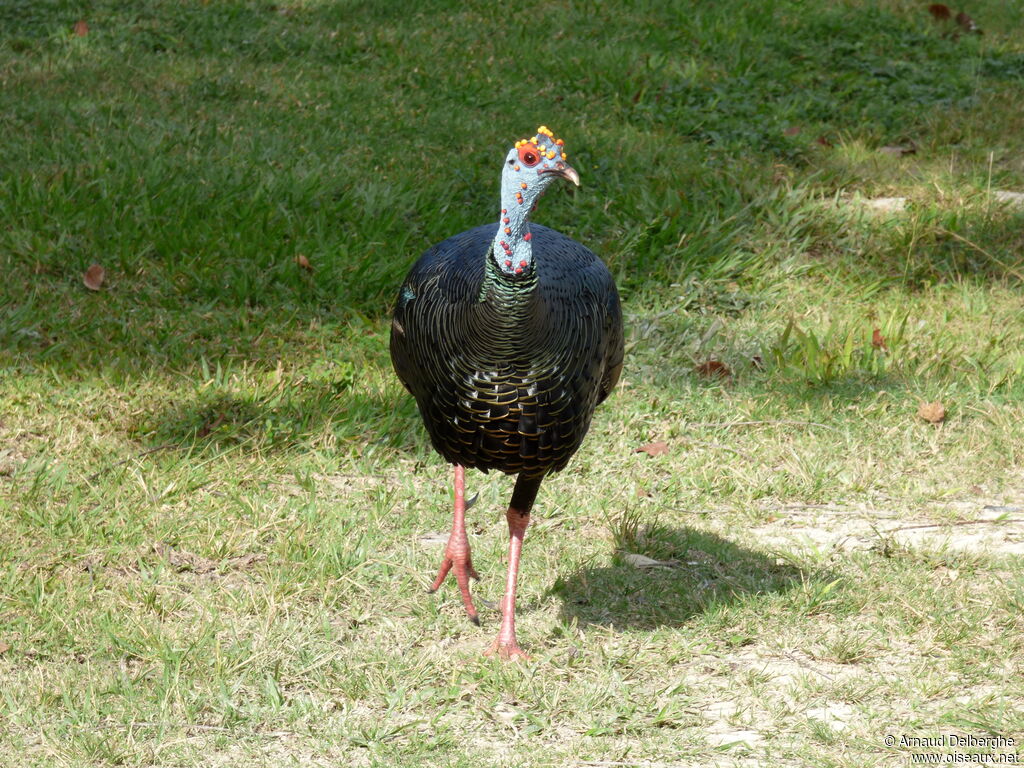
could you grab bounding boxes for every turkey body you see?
[390,222,623,479]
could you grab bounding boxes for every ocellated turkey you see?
[390,127,623,659]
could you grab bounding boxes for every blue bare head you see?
[492,126,579,278]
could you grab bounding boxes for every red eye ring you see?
[518,144,541,167]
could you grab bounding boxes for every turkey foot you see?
[427,464,481,624]
[485,634,529,661]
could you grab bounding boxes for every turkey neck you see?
[489,211,535,283]
[478,222,544,353]
[482,183,541,305]
[479,158,551,342]
[479,240,539,333]
[489,160,542,281]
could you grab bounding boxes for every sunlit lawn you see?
[2,1,1023,765]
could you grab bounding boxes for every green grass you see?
[2,0,1024,765]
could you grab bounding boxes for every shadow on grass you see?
[551,524,824,630]
[135,380,420,457]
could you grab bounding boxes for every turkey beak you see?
[540,163,580,187]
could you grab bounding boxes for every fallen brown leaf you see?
[918,401,946,424]
[635,441,669,457]
[73,20,89,36]
[0,641,10,655]
[83,264,105,291]
[815,135,833,148]
[783,125,801,137]
[695,360,732,379]
[622,552,680,570]
[928,3,951,20]
[955,10,980,33]
[879,143,916,156]
[871,328,887,350]
[197,413,226,438]
[295,253,312,271]
[751,354,765,370]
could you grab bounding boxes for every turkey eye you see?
[518,144,541,167]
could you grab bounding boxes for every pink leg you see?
[486,474,542,661]
[428,464,481,624]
